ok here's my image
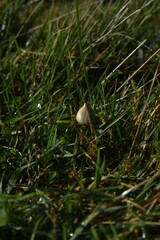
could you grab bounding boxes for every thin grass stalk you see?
[75,0,91,101]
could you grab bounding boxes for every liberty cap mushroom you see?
[76,103,96,125]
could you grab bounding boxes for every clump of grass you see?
[0,0,160,239]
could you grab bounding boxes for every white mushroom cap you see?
[76,103,96,125]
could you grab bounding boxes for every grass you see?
[0,0,160,239]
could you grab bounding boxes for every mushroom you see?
[76,103,96,125]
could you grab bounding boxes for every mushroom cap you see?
[76,103,96,125]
